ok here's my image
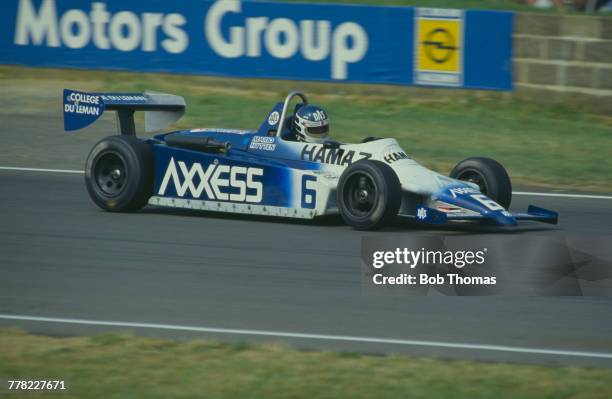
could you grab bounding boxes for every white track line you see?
[0,166,83,174]
[1,314,611,360]
[1,166,611,200]
[513,191,612,200]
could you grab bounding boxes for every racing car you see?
[63,89,558,230]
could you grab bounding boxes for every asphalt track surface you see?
[1,115,612,368]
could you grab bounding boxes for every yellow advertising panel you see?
[414,9,464,86]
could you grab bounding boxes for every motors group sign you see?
[1,0,513,90]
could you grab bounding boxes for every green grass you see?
[1,65,611,192]
[1,329,612,399]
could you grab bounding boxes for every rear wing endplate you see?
[63,89,185,135]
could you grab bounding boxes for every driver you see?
[292,105,330,144]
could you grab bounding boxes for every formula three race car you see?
[63,89,558,230]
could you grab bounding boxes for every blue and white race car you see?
[64,89,557,230]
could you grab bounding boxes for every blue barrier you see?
[0,0,513,90]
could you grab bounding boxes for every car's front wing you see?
[411,205,558,226]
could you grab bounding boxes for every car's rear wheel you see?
[337,160,401,230]
[450,157,512,209]
[85,135,154,211]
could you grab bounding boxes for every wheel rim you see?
[456,169,488,194]
[344,172,378,217]
[93,151,127,197]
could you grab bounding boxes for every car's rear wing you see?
[63,89,185,135]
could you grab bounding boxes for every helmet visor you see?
[307,124,329,136]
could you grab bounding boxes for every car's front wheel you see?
[85,135,154,212]
[450,157,512,209]
[337,160,401,230]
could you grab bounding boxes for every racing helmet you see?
[293,105,329,143]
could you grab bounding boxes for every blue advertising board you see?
[0,0,513,90]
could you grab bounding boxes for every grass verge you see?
[1,329,612,399]
[1,65,611,192]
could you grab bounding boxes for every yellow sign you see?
[417,19,461,72]
[414,9,463,86]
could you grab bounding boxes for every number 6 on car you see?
[301,175,317,210]
[470,194,505,211]
[64,89,558,230]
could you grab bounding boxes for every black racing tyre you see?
[450,157,512,209]
[337,160,402,230]
[85,135,154,212]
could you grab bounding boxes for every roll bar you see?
[276,91,308,137]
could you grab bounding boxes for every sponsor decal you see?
[384,151,409,164]
[205,0,368,80]
[301,144,371,166]
[189,128,250,134]
[14,0,188,53]
[448,187,505,211]
[311,109,327,122]
[416,207,427,220]
[158,157,263,203]
[249,136,276,151]
[63,88,104,131]
[100,94,147,102]
[13,0,368,81]
[267,111,280,126]
[414,8,464,87]
[449,186,478,198]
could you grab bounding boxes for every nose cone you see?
[487,211,517,226]
[435,185,517,226]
